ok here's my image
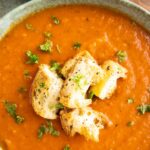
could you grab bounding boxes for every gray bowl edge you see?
[0,0,150,40]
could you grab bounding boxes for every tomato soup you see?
[0,5,150,150]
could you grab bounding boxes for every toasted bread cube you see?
[61,51,87,78]
[60,51,103,108]
[31,64,63,119]
[60,107,112,142]
[61,51,103,84]
[91,60,127,99]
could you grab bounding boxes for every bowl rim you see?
[0,0,150,40]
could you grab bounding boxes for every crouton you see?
[60,107,112,142]
[61,51,103,84]
[60,51,103,108]
[91,60,127,99]
[31,64,63,119]
[61,51,87,78]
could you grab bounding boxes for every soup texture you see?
[0,5,150,150]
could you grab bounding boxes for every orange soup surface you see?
[0,5,150,150]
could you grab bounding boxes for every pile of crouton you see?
[30,51,127,142]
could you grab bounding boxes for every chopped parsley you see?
[44,32,52,38]
[73,42,81,50]
[26,50,39,64]
[49,103,64,110]
[38,124,47,139]
[39,82,45,88]
[116,50,127,63]
[63,145,70,150]
[127,98,134,104]
[3,100,24,124]
[88,91,94,100]
[55,103,64,110]
[24,70,32,79]
[25,23,34,31]
[137,104,150,114]
[50,60,61,72]
[40,40,53,52]
[127,121,134,127]
[51,16,60,25]
[38,120,60,139]
[18,87,27,93]
[56,44,62,54]
[72,74,84,88]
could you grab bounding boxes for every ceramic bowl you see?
[0,0,150,40]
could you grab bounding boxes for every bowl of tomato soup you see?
[0,0,149,150]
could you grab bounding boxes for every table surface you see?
[0,0,149,18]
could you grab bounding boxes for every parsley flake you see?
[39,82,45,88]
[137,104,150,114]
[26,50,39,64]
[127,121,134,127]
[40,40,53,52]
[25,23,34,31]
[38,120,60,139]
[63,145,70,150]
[44,32,52,38]
[15,115,25,124]
[55,103,64,110]
[51,16,60,25]
[127,98,134,104]
[18,87,27,93]
[49,103,64,110]
[116,50,127,63]
[24,70,32,79]
[3,100,24,124]
[72,74,84,88]
[88,91,94,100]
[73,42,81,50]
[38,124,47,139]
[50,61,61,72]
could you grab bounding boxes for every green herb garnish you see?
[63,145,70,150]
[38,124,47,139]
[72,74,84,88]
[127,121,134,127]
[47,121,60,136]
[50,61,61,72]
[25,23,34,31]
[127,98,134,104]
[88,91,94,100]
[3,100,24,124]
[116,50,127,63]
[137,104,150,114]
[49,103,64,110]
[44,32,52,38]
[55,103,64,110]
[39,82,45,88]
[24,70,32,79]
[51,16,60,25]
[40,40,53,52]
[26,50,39,64]
[73,42,81,50]
[38,120,60,139]
[15,115,25,124]
[18,87,27,93]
